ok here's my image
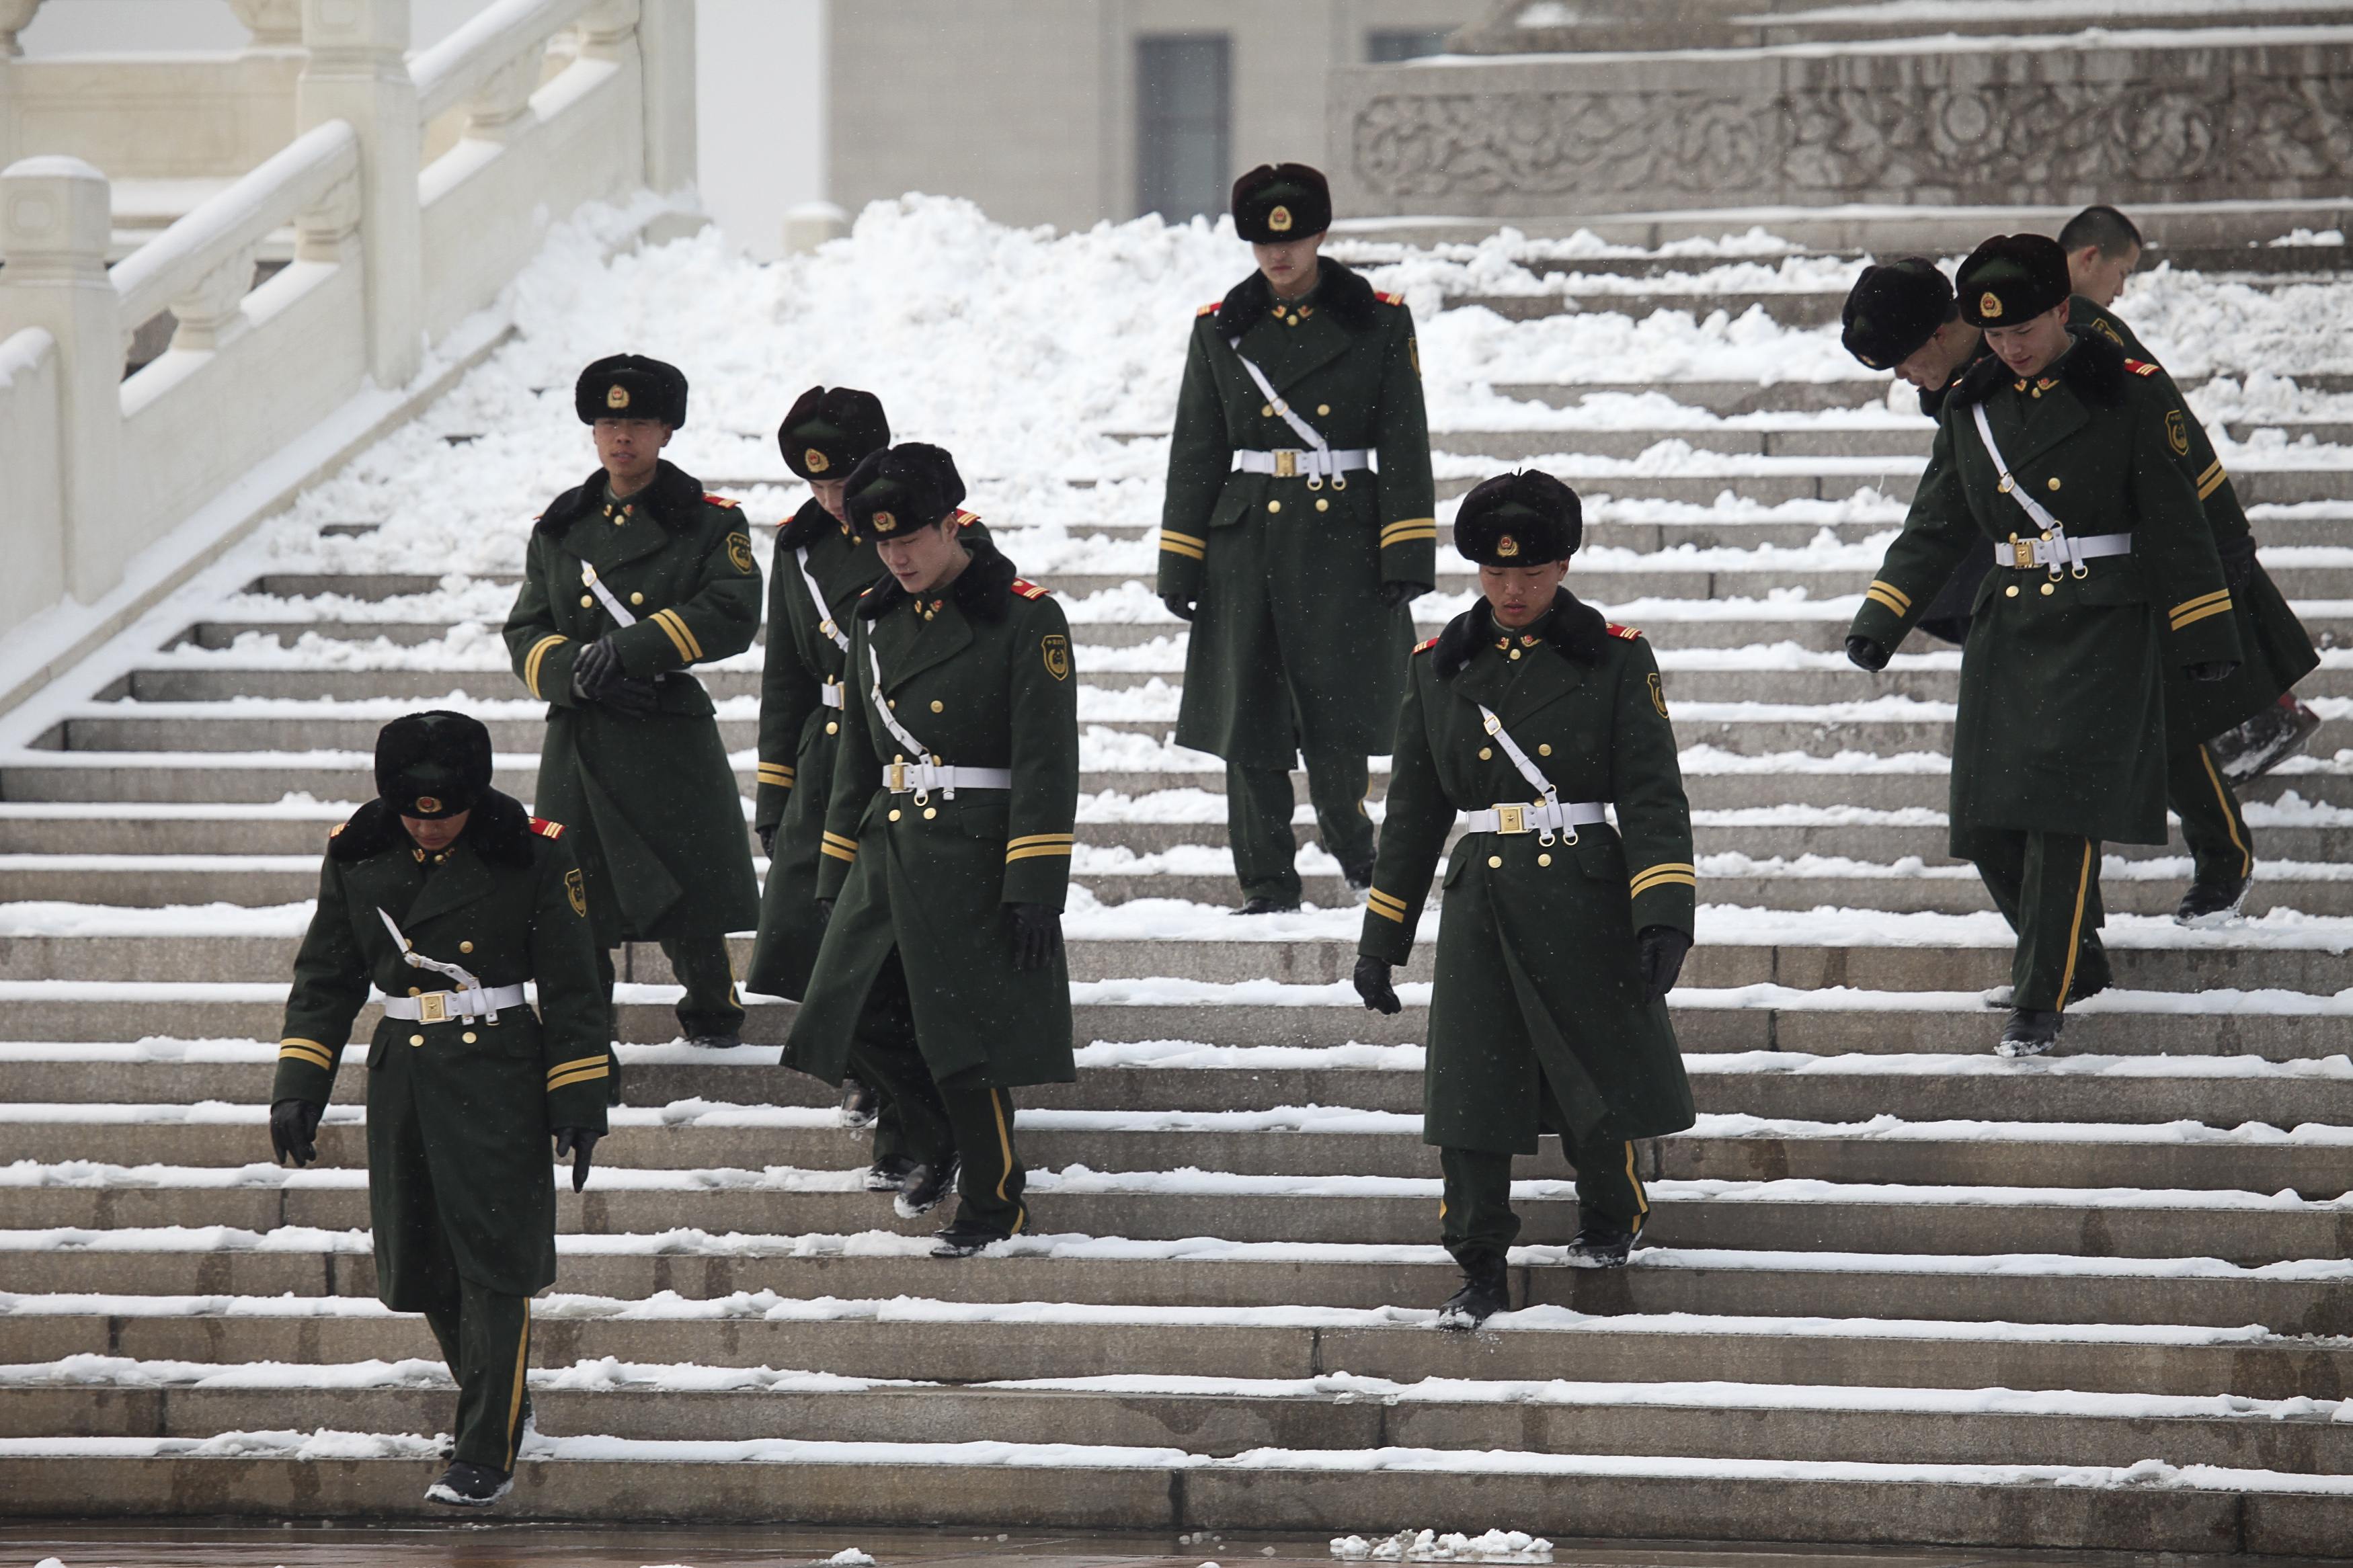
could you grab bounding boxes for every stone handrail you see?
[410,0,598,123]
[110,119,360,346]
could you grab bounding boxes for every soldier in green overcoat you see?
[785,444,1080,1257]
[1841,257,2319,926]
[1158,162,1437,912]
[267,711,610,1508]
[1353,472,1697,1329]
[1846,236,2245,1057]
[504,355,762,1055]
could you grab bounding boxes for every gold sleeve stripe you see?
[1862,587,1909,618]
[2171,589,2231,617]
[757,764,795,786]
[1630,862,1700,897]
[1366,889,1409,918]
[2172,598,2235,632]
[2198,466,2228,499]
[545,1055,608,1083]
[822,831,859,848]
[651,608,703,663]
[545,1063,610,1092]
[1158,532,1206,561]
[1006,833,1077,850]
[1367,898,1408,923]
[278,1038,336,1069]
[821,841,857,863]
[1866,579,1911,612]
[523,634,568,699]
[1006,843,1075,863]
[1381,518,1439,545]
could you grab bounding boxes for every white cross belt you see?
[885,762,1011,793]
[1231,448,1373,483]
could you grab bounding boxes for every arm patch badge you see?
[1648,671,1669,718]
[1042,633,1071,681]
[2165,409,2190,456]
[565,867,588,918]
[727,532,756,574]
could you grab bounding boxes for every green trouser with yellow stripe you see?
[2171,739,2255,889]
[595,935,744,1041]
[1439,1067,1650,1268]
[420,1280,532,1473]
[1969,830,2112,1012]
[1227,749,1377,904]
[848,950,1027,1234]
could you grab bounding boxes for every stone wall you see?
[1330,30,2353,217]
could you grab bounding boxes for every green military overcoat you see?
[1916,299,2317,734]
[1359,591,1698,1155]
[1158,259,1436,768]
[785,536,1080,1088]
[272,792,611,1305]
[1851,329,2243,848]
[748,503,990,999]
[504,460,761,944]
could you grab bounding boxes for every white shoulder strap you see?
[1970,403,2065,534]
[377,907,482,992]
[579,559,637,626]
[1475,704,1560,809]
[797,546,850,653]
[1228,335,1337,473]
[866,643,933,761]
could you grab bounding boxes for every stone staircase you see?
[1,231,2352,1551]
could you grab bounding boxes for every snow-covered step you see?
[13,1360,2349,1475]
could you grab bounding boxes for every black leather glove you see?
[553,1126,601,1192]
[1006,902,1064,972]
[2217,532,2258,592]
[600,675,662,718]
[2186,660,2240,684]
[270,1097,323,1167]
[1844,635,1890,673]
[1353,954,1401,1016]
[571,636,622,698]
[815,897,833,928]
[757,824,777,858]
[1636,925,1693,1002]
[1378,581,1431,610]
[1161,593,1195,623]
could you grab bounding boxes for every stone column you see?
[0,0,45,58]
[0,156,122,602]
[297,0,420,388]
[595,0,696,197]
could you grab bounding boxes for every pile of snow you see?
[1330,1529,1553,1562]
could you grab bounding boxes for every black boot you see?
[932,1206,1025,1258]
[2176,874,2251,928]
[863,1154,914,1192]
[1234,895,1302,915]
[1563,1212,1641,1269]
[1437,1255,1510,1331]
[894,1155,959,1219]
[425,1460,512,1508]
[684,1032,742,1050]
[839,1077,879,1128]
[1998,1007,2064,1058]
[1341,858,1375,899]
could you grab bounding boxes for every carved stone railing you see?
[0,0,694,709]
[1330,28,2353,218]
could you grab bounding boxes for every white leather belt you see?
[382,985,527,1024]
[1460,800,1609,838]
[1993,532,2132,572]
[1232,448,1373,483]
[885,762,1010,793]
[820,681,844,709]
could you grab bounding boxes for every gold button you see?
[462,1032,477,1044]
[458,941,473,954]
[2046,478,2062,492]
[1508,649,1521,660]
[1317,404,1330,416]
[1538,853,1552,867]
[579,594,593,607]
[930,700,943,713]
[2005,585,2020,598]
[889,809,902,822]
[923,807,937,820]
[2041,582,2056,596]
[1268,501,1281,514]
[409,1034,424,1046]
[1487,856,1502,868]
[889,699,898,709]
[1316,499,1329,513]
[1538,743,1552,756]
[408,987,422,997]
[826,722,838,735]
[1261,403,1273,417]
[2040,530,2052,542]
[630,591,644,605]
[894,754,904,764]
[1478,747,1492,760]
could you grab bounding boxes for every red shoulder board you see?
[1412,636,1439,654]
[1012,579,1051,600]
[2125,359,2161,378]
[1376,290,1406,306]
[953,509,982,530]
[1606,623,1643,641]
[530,817,565,840]
[704,493,740,507]
[1197,301,1220,317]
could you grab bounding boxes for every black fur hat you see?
[575,354,688,426]
[1232,163,1332,244]
[375,710,492,819]
[778,385,889,482]
[1841,258,1953,371]
[1454,471,1582,565]
[844,443,966,537]
[1957,235,2071,329]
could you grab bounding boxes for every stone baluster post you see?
[0,0,45,57]
[584,0,696,198]
[296,0,420,389]
[0,156,123,602]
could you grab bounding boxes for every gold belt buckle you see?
[419,992,448,1024]
[2011,536,2034,570]
[1495,804,1527,835]
[1273,450,1298,480]
[885,761,906,792]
